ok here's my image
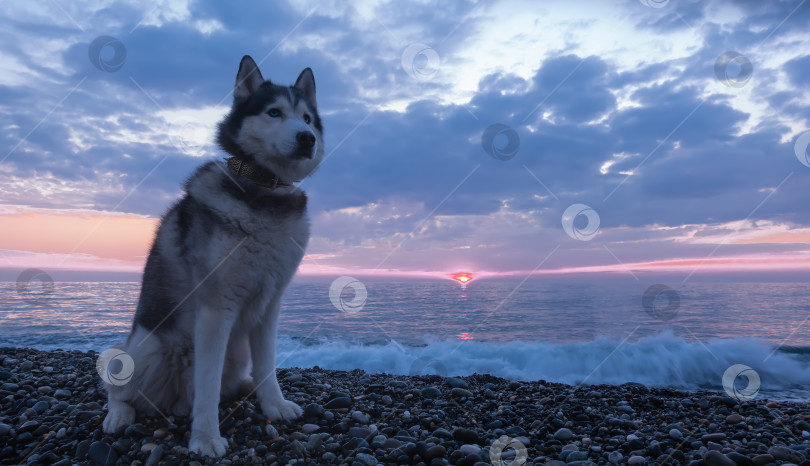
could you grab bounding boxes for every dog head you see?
[217,55,324,183]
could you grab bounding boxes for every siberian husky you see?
[101,55,323,457]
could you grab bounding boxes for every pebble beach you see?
[1,347,809,466]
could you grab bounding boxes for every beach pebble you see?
[554,428,574,441]
[425,445,447,461]
[421,386,442,398]
[704,450,736,466]
[351,410,370,424]
[627,455,646,465]
[446,377,468,389]
[53,389,71,399]
[353,452,377,465]
[767,445,805,463]
[0,423,12,436]
[265,423,279,438]
[669,428,683,440]
[452,427,479,443]
[750,454,774,466]
[303,402,324,418]
[607,451,623,465]
[302,423,320,434]
[324,396,352,409]
[726,413,743,424]
[349,426,371,439]
[702,433,726,443]
[450,387,473,398]
[144,444,163,466]
[88,441,118,466]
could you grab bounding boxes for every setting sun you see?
[451,272,474,286]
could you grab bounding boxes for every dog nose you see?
[296,131,316,148]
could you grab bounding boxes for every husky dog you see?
[101,56,323,457]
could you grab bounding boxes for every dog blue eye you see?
[267,109,281,117]
[303,114,311,124]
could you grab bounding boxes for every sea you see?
[1,275,809,401]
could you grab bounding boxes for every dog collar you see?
[226,157,293,189]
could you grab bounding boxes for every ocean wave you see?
[275,331,810,398]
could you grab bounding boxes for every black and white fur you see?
[102,56,323,457]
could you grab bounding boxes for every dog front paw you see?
[262,398,302,421]
[189,432,228,457]
[103,400,135,434]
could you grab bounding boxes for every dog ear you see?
[234,55,265,100]
[294,68,316,107]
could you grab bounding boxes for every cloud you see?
[0,0,809,275]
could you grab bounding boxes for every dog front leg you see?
[188,307,234,457]
[250,299,302,421]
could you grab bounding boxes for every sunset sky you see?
[1,0,810,280]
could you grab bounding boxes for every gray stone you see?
[349,426,371,439]
[302,423,320,434]
[702,433,726,443]
[53,389,71,399]
[88,441,118,466]
[0,423,11,436]
[566,451,588,462]
[627,455,645,465]
[450,387,473,398]
[767,445,805,464]
[324,396,352,409]
[669,428,683,440]
[144,445,163,466]
[445,377,468,389]
[452,428,479,444]
[351,410,370,424]
[32,400,49,414]
[303,403,324,418]
[353,452,377,466]
[608,451,623,465]
[704,450,736,466]
[421,387,442,398]
[554,428,574,442]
